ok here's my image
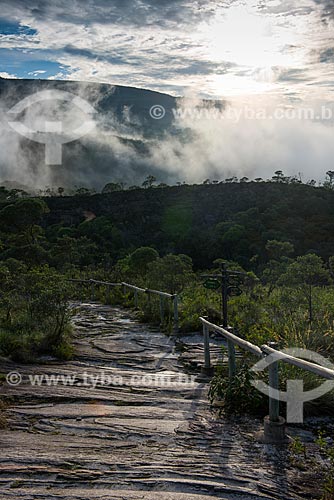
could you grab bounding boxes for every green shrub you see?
[209,362,266,415]
[0,264,73,361]
[315,431,334,499]
[52,340,74,360]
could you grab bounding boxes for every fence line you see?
[199,315,334,440]
[261,344,334,380]
[201,317,263,358]
[200,316,334,379]
[69,278,179,332]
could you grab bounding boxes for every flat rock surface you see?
[0,302,316,499]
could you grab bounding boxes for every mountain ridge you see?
[0,78,224,190]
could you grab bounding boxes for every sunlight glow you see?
[202,6,297,67]
[197,4,308,96]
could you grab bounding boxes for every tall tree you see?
[279,254,331,323]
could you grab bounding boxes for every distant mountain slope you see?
[0,78,177,189]
[0,77,177,131]
[0,78,224,190]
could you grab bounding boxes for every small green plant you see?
[290,436,307,457]
[52,339,74,360]
[288,436,307,469]
[323,476,334,500]
[208,364,227,405]
[315,430,328,449]
[315,431,334,500]
[209,362,265,414]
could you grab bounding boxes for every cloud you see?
[0,78,333,192]
[0,0,332,102]
[0,0,333,189]
[28,70,47,75]
[277,68,309,82]
[144,98,334,186]
[0,71,17,79]
[320,47,334,63]
[0,0,217,29]
[313,0,334,21]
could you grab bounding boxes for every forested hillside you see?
[38,181,334,270]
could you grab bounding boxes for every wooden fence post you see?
[91,281,95,301]
[261,342,286,443]
[203,320,211,371]
[268,342,280,422]
[134,290,138,308]
[268,361,280,422]
[226,327,236,379]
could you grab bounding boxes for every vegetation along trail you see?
[0,301,315,500]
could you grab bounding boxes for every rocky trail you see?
[0,302,317,499]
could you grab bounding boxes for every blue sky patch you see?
[0,19,37,36]
[0,49,72,79]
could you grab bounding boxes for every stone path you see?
[0,303,315,499]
